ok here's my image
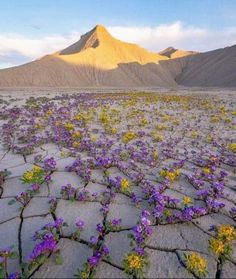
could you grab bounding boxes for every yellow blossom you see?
[126,253,142,269]
[72,141,80,148]
[64,122,74,130]
[202,167,211,174]
[122,131,137,143]
[191,131,198,138]
[73,131,81,138]
[183,196,192,205]
[218,225,236,242]
[209,239,225,256]
[229,143,236,153]
[185,252,208,277]
[111,127,117,134]
[121,178,129,190]
[90,135,97,142]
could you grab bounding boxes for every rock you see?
[221,260,236,278]
[23,197,51,218]
[192,213,235,236]
[104,231,131,266]
[49,172,84,197]
[32,239,91,278]
[2,178,29,197]
[0,198,21,223]
[107,203,141,229]
[0,218,20,274]
[21,215,54,261]
[147,223,211,254]
[55,199,103,241]
[96,262,127,278]
[145,248,193,278]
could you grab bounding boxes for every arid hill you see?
[159,46,197,59]
[0,25,235,87]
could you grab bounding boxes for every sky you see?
[0,0,236,68]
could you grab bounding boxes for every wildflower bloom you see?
[209,239,225,256]
[218,225,236,242]
[182,196,192,205]
[122,131,137,143]
[126,253,142,269]
[120,178,129,191]
[185,252,208,277]
[229,143,236,152]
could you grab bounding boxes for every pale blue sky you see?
[0,0,236,68]
[0,0,235,35]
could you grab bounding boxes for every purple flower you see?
[135,247,144,255]
[111,218,121,226]
[96,223,104,233]
[88,255,100,267]
[141,217,151,226]
[8,272,21,279]
[102,245,109,256]
[141,210,150,218]
[90,236,98,245]
[75,219,85,230]
[54,218,63,229]
[31,183,40,191]
[28,235,57,262]
[44,157,56,170]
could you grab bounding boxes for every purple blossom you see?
[88,255,100,267]
[75,219,85,230]
[44,157,56,170]
[90,236,98,245]
[96,223,104,233]
[30,183,40,192]
[135,247,144,255]
[8,272,21,279]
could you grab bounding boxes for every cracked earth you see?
[0,89,236,278]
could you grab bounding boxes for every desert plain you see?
[0,87,235,278]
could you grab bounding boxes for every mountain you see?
[0,24,235,87]
[175,45,236,87]
[0,25,175,87]
[159,46,197,59]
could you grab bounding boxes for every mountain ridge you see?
[0,24,235,87]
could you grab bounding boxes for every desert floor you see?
[0,88,236,278]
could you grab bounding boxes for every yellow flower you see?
[185,252,208,276]
[122,131,136,143]
[207,135,213,143]
[153,151,158,160]
[229,143,236,153]
[46,110,53,116]
[32,165,42,173]
[90,135,97,142]
[73,131,81,138]
[183,196,192,205]
[202,167,211,174]
[111,127,117,134]
[166,172,176,181]
[126,253,142,270]
[209,239,225,256]
[159,169,167,177]
[191,131,198,138]
[218,225,236,242]
[72,141,80,148]
[64,122,74,130]
[121,179,129,190]
[140,118,148,125]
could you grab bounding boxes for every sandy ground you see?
[0,88,235,278]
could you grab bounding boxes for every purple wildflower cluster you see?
[43,157,57,171]
[60,184,76,200]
